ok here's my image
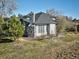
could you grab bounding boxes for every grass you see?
[0,39,50,59]
[0,33,79,59]
[60,33,79,42]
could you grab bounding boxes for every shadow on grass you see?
[0,39,14,43]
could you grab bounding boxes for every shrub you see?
[0,16,24,41]
[7,16,24,40]
[0,16,5,39]
[65,26,75,32]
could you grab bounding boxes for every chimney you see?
[33,12,35,23]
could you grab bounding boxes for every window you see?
[52,18,56,20]
[38,26,44,33]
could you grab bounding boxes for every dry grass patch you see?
[0,33,79,59]
[52,41,79,59]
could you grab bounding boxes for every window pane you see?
[38,26,44,33]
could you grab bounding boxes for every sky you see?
[15,0,79,19]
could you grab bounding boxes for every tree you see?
[56,16,67,33]
[0,0,16,17]
[8,15,24,40]
[46,9,62,16]
[0,15,24,40]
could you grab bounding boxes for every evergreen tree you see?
[8,15,24,40]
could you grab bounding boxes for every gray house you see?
[20,12,57,37]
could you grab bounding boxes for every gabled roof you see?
[34,12,56,24]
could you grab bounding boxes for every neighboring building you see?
[20,12,57,37]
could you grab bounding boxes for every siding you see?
[50,24,56,35]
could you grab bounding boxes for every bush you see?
[0,16,5,39]
[65,26,75,32]
[0,16,24,41]
[7,16,24,40]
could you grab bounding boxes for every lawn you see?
[0,33,79,59]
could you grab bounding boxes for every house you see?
[20,12,57,37]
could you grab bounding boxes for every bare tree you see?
[0,0,16,17]
[46,9,62,16]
